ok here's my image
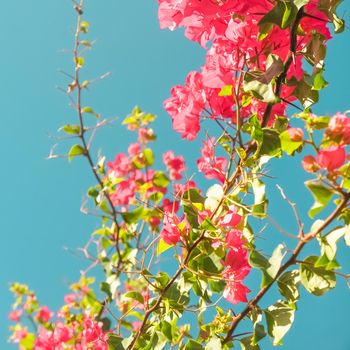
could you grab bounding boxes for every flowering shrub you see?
[8,1,350,349]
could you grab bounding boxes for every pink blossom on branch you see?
[223,247,251,304]
[160,214,181,245]
[35,306,54,324]
[163,150,186,180]
[326,113,350,144]
[197,137,227,183]
[219,205,242,227]
[302,155,320,173]
[316,146,346,171]
[159,0,333,139]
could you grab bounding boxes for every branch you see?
[223,193,350,344]
[70,0,123,267]
[127,165,243,349]
[262,7,305,127]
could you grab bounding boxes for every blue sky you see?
[1,1,350,349]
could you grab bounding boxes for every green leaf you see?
[208,279,226,293]
[108,334,125,350]
[300,256,336,296]
[273,116,289,132]
[280,130,303,155]
[250,245,286,287]
[80,21,90,33]
[319,226,349,260]
[256,54,284,84]
[61,124,81,135]
[305,180,334,218]
[144,148,154,166]
[101,317,111,332]
[294,77,319,108]
[122,207,144,224]
[240,336,261,350]
[20,333,36,350]
[164,282,190,309]
[153,172,170,188]
[161,320,174,341]
[155,272,170,288]
[277,270,300,302]
[81,106,100,118]
[301,33,326,69]
[249,308,266,346]
[124,291,144,304]
[68,144,85,161]
[244,76,279,104]
[98,200,112,214]
[185,340,204,350]
[93,228,111,236]
[81,40,92,48]
[258,129,281,157]
[251,179,268,218]
[294,0,310,9]
[88,186,99,198]
[142,332,167,350]
[157,238,173,256]
[100,281,112,300]
[249,250,270,270]
[122,106,156,128]
[306,115,330,130]
[75,56,85,68]
[312,71,328,91]
[266,244,286,280]
[218,85,233,97]
[318,0,345,33]
[264,301,295,346]
[242,115,263,144]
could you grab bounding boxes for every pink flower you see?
[302,155,319,173]
[219,205,242,227]
[223,247,251,304]
[326,113,350,144]
[128,143,141,157]
[316,146,346,171]
[288,128,304,142]
[36,306,53,323]
[163,151,186,180]
[64,293,77,304]
[110,179,136,206]
[162,198,180,214]
[197,137,227,183]
[173,180,198,197]
[223,281,251,304]
[132,321,142,332]
[198,209,212,225]
[11,328,28,343]
[160,214,181,245]
[107,153,132,178]
[138,128,156,143]
[226,229,244,249]
[164,72,205,140]
[82,318,108,344]
[54,321,73,343]
[149,216,161,227]
[158,0,334,137]
[8,309,22,322]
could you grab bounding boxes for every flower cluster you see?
[159,0,332,140]
[219,206,251,304]
[303,113,350,172]
[197,137,227,183]
[8,281,109,350]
